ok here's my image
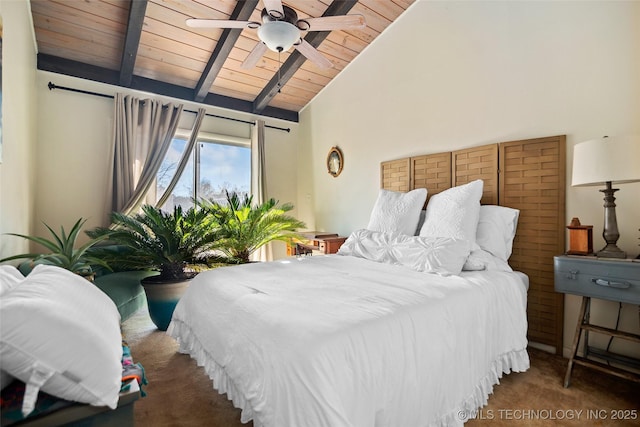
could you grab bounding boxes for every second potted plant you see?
[201,191,306,264]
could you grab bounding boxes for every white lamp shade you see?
[258,21,300,52]
[571,135,640,186]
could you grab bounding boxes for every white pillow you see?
[464,248,514,272]
[476,205,520,261]
[338,229,471,276]
[367,188,427,236]
[0,267,23,392]
[419,180,484,244]
[0,265,25,296]
[0,265,123,417]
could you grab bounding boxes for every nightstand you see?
[286,232,347,256]
[554,255,640,387]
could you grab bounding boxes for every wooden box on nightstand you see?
[566,218,593,255]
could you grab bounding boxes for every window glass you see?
[198,142,251,204]
[156,135,250,210]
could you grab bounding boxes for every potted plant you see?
[201,191,305,264]
[87,204,220,330]
[0,218,110,281]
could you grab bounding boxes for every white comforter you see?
[168,255,529,427]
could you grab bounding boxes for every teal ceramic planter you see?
[141,277,191,331]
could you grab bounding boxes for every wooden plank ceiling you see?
[31,0,416,122]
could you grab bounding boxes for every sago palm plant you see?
[0,218,110,279]
[201,191,305,264]
[86,204,220,281]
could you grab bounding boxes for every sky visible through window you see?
[157,137,250,207]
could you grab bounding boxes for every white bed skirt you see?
[170,318,529,427]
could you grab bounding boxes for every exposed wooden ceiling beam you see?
[37,54,299,122]
[193,0,259,102]
[252,0,359,113]
[119,0,148,87]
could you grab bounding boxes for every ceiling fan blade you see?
[294,39,333,69]
[186,19,251,29]
[301,15,366,31]
[241,42,268,69]
[263,0,285,19]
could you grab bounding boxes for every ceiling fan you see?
[186,0,366,70]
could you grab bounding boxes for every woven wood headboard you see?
[380,135,566,353]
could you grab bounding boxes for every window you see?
[156,131,251,210]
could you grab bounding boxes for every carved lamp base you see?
[595,182,626,259]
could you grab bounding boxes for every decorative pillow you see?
[338,229,471,276]
[419,180,484,244]
[0,265,123,417]
[476,205,520,261]
[367,188,427,236]
[0,265,25,296]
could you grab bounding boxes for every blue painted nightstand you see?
[554,255,640,387]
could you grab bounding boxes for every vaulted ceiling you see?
[31,0,416,122]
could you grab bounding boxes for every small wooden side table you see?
[554,255,640,387]
[286,231,347,256]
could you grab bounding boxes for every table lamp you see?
[571,135,640,258]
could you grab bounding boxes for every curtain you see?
[250,119,272,262]
[156,108,207,208]
[105,93,183,224]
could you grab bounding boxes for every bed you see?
[167,135,566,426]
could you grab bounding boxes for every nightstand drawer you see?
[554,256,640,304]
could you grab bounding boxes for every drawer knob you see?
[592,278,630,289]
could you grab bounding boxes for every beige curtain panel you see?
[106,93,183,223]
[250,119,272,262]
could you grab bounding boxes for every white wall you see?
[300,1,640,357]
[34,71,301,258]
[0,0,38,260]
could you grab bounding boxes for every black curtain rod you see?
[47,82,291,133]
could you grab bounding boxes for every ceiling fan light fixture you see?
[258,21,300,52]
